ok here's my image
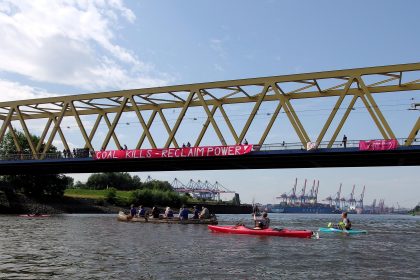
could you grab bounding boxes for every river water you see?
[0,213,418,279]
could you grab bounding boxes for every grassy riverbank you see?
[64,188,252,214]
[64,188,186,206]
[1,188,250,214]
[65,188,131,201]
[0,190,124,214]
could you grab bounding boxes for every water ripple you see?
[0,213,419,279]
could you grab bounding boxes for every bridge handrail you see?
[0,137,418,161]
[257,138,419,151]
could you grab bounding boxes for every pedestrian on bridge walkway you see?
[342,135,347,148]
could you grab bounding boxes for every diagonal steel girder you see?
[405,117,420,146]
[0,63,419,151]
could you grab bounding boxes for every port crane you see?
[308,180,319,204]
[288,178,298,205]
[170,177,236,201]
[276,178,320,206]
[356,186,365,209]
[298,179,307,205]
[348,185,357,210]
[325,184,366,211]
[334,183,342,209]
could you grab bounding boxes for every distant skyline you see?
[0,1,419,207]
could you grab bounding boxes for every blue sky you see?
[0,0,419,207]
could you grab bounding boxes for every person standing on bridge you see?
[342,135,347,148]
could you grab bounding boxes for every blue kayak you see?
[318,227,367,234]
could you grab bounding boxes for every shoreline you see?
[0,191,253,215]
[0,191,124,215]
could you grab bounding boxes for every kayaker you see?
[192,205,200,219]
[339,212,352,230]
[199,206,210,219]
[179,205,189,220]
[129,204,137,218]
[254,212,270,229]
[165,207,174,218]
[329,212,352,230]
[138,205,146,217]
[252,204,260,216]
[151,206,160,219]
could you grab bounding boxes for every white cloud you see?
[0,79,54,102]
[0,0,169,91]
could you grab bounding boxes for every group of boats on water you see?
[18,210,367,238]
[118,207,367,239]
[118,211,218,224]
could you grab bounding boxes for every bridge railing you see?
[257,138,419,151]
[0,151,92,161]
[0,138,418,161]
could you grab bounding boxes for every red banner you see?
[359,139,399,151]
[94,145,253,160]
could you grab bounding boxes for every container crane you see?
[334,183,342,209]
[299,179,307,205]
[379,199,385,213]
[324,195,333,207]
[356,185,365,209]
[314,181,319,204]
[170,177,235,201]
[171,178,188,192]
[371,199,377,214]
[307,180,319,204]
[308,180,315,204]
[348,185,357,210]
[275,192,288,204]
[289,178,298,205]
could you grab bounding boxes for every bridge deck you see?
[0,146,419,175]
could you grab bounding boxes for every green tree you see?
[106,187,117,204]
[0,130,71,198]
[73,180,86,189]
[0,129,57,155]
[129,188,188,207]
[85,172,142,190]
[141,180,173,192]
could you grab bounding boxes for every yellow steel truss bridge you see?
[0,63,419,174]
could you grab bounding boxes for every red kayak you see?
[208,225,313,238]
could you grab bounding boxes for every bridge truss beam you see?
[0,63,419,157]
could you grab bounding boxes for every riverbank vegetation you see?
[0,129,239,212]
[65,187,187,207]
[409,204,420,215]
[67,172,242,208]
[69,172,189,207]
[0,130,73,199]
